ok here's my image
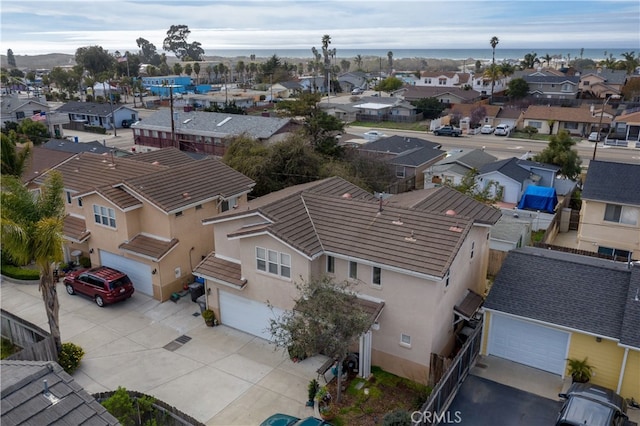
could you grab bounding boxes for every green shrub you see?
[382,410,411,426]
[0,264,40,280]
[83,125,107,134]
[79,256,91,268]
[101,387,157,426]
[58,342,85,374]
[1,338,21,359]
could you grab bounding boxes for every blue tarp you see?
[517,186,557,213]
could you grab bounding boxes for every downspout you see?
[616,347,629,394]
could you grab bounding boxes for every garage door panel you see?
[219,291,284,341]
[99,250,153,296]
[488,314,569,375]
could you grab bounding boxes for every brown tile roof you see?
[402,86,481,102]
[521,105,612,124]
[193,252,247,289]
[21,147,75,184]
[124,158,255,213]
[294,296,384,327]
[386,186,502,225]
[617,110,640,125]
[94,185,142,210]
[62,215,90,242]
[450,103,502,118]
[118,234,179,261]
[130,147,197,168]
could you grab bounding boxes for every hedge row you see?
[1,264,40,280]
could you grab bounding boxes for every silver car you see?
[494,124,511,136]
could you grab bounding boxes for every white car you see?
[494,124,511,136]
[363,130,387,140]
[351,88,363,95]
[588,132,601,142]
[480,125,495,134]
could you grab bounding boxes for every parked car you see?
[433,125,462,137]
[556,383,629,426]
[588,131,602,142]
[363,130,387,140]
[351,88,363,95]
[494,124,511,136]
[480,124,495,134]
[260,414,332,426]
[64,266,135,307]
[121,119,136,128]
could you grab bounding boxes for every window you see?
[349,261,358,279]
[16,111,25,119]
[327,256,335,273]
[396,166,406,178]
[66,191,72,204]
[195,204,202,210]
[604,204,638,225]
[93,205,116,228]
[221,197,237,212]
[438,78,446,85]
[529,121,542,129]
[400,333,411,347]
[445,270,450,287]
[256,246,291,278]
[175,211,183,217]
[372,267,381,286]
[563,122,578,130]
[78,197,83,207]
[470,241,475,259]
[583,81,590,86]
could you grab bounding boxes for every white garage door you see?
[487,313,569,375]
[99,250,153,296]
[219,291,284,341]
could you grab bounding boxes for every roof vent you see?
[341,193,352,199]
[152,161,160,165]
[217,117,232,127]
[449,225,463,233]
[182,192,190,199]
[446,210,456,216]
[404,231,416,242]
[392,217,403,225]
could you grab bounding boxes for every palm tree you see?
[1,134,31,176]
[387,51,394,74]
[484,64,502,101]
[620,51,639,75]
[1,171,65,353]
[321,35,332,93]
[354,54,363,70]
[489,36,499,103]
[193,62,201,85]
[520,52,540,69]
[542,53,553,68]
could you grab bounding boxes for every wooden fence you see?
[1,309,58,362]
[487,249,509,277]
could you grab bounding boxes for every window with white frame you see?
[256,247,291,278]
[221,197,237,212]
[396,166,406,178]
[93,204,116,228]
[400,333,411,347]
[349,261,358,279]
[327,256,335,273]
[372,266,381,286]
[529,121,542,128]
[604,204,638,225]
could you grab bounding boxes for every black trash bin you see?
[188,282,204,302]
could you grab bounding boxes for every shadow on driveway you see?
[447,375,562,426]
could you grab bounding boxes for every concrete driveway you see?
[1,279,326,425]
[447,374,562,426]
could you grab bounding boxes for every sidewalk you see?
[1,278,325,425]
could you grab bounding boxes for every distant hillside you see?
[0,53,76,70]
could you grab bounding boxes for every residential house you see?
[1,360,119,425]
[299,76,327,93]
[424,149,497,189]
[268,81,303,99]
[401,86,482,106]
[0,93,68,137]
[521,72,580,99]
[577,160,640,260]
[338,71,371,93]
[495,105,524,129]
[449,102,503,129]
[132,110,298,157]
[482,247,639,401]
[518,104,611,136]
[470,72,510,96]
[578,68,627,99]
[358,135,444,190]
[416,72,473,88]
[194,177,501,383]
[183,93,256,110]
[318,102,359,123]
[33,148,255,301]
[41,139,125,156]
[55,101,139,131]
[21,146,75,188]
[488,215,532,252]
[353,97,420,123]
[610,110,640,146]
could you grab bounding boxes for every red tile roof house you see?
[194,177,501,383]
[33,147,255,301]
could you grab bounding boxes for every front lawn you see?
[349,121,429,132]
[322,366,430,425]
[510,131,582,144]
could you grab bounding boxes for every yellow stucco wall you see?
[566,334,624,392]
[620,349,640,400]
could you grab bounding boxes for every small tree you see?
[507,78,529,99]
[269,276,371,402]
[533,130,582,180]
[522,126,539,139]
[469,106,487,129]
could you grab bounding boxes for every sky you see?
[1,0,638,56]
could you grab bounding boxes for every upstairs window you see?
[604,204,638,225]
[349,261,358,279]
[372,267,381,287]
[93,204,116,228]
[256,246,291,278]
[327,256,335,273]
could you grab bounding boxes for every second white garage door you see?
[487,313,569,375]
[219,291,284,341]
[99,250,153,296]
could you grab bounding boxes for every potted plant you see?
[567,357,593,383]
[202,309,216,327]
[307,378,319,407]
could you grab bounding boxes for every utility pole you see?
[105,81,117,137]
[169,84,176,148]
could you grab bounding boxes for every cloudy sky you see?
[1,0,638,56]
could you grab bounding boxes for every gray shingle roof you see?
[479,157,533,183]
[485,247,640,348]
[522,75,580,84]
[1,360,119,426]
[434,149,498,170]
[41,140,115,155]
[391,147,445,167]
[55,101,131,117]
[133,110,292,140]
[582,160,640,206]
[360,135,441,154]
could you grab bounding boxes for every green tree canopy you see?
[507,77,529,99]
[375,76,403,93]
[162,24,204,61]
[533,130,582,180]
[75,45,114,79]
[1,133,31,177]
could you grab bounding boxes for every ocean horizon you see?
[205,48,630,61]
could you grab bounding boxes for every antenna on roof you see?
[634,288,639,302]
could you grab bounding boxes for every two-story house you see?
[578,68,627,99]
[33,148,255,301]
[194,177,501,383]
[577,160,640,260]
[521,72,580,99]
[416,72,472,88]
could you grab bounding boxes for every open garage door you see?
[487,313,569,375]
[219,291,284,341]
[99,250,153,296]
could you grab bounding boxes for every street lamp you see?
[592,94,620,160]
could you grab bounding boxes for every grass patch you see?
[1,338,21,359]
[510,131,582,144]
[531,230,546,244]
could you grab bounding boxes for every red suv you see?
[64,266,135,307]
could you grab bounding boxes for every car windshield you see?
[564,397,613,425]
[109,276,131,290]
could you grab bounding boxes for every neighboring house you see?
[416,71,473,88]
[338,71,370,93]
[194,177,500,383]
[477,157,541,204]
[268,81,303,99]
[299,76,327,93]
[450,103,503,129]
[518,104,611,136]
[41,138,128,156]
[33,148,255,301]
[183,93,256,109]
[488,215,532,252]
[21,146,75,187]
[132,110,298,157]
[358,135,445,189]
[353,97,420,123]
[610,110,640,146]
[522,72,580,99]
[482,247,639,401]
[318,102,359,122]
[577,160,640,261]
[578,68,627,99]
[55,101,139,131]
[494,105,524,129]
[470,72,510,96]
[0,93,68,136]
[1,360,119,425]
[400,86,482,105]
[424,149,497,189]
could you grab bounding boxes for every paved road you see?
[447,374,562,426]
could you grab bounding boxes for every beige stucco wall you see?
[577,200,640,259]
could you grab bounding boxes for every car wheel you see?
[95,296,105,307]
[65,284,75,295]
[434,132,439,136]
